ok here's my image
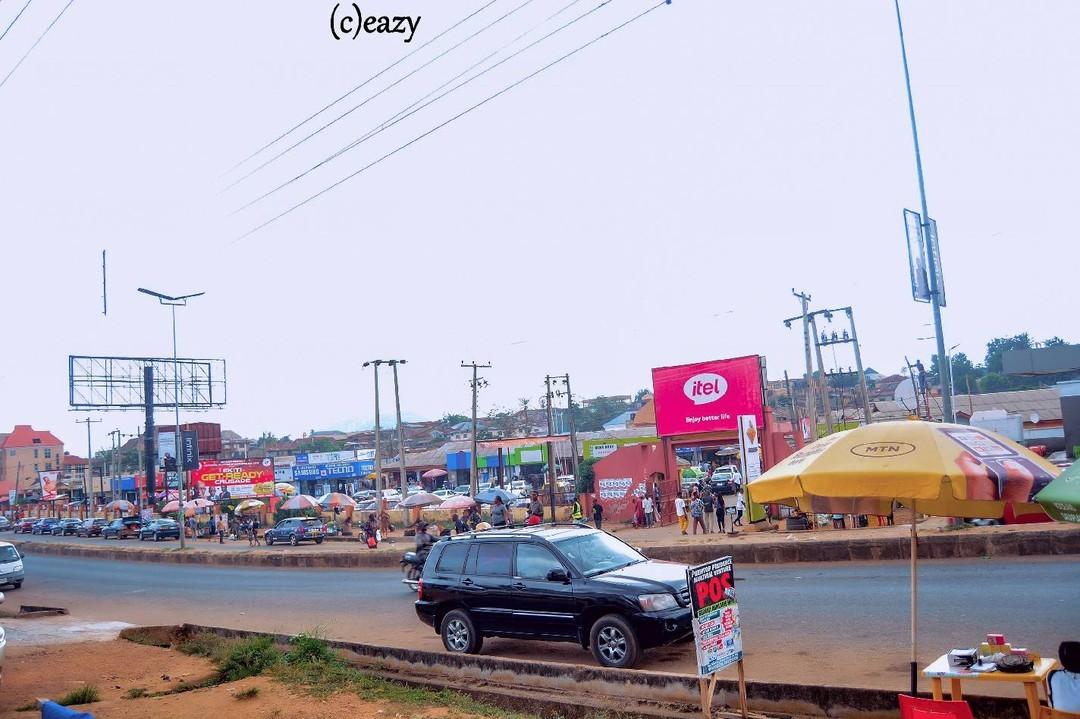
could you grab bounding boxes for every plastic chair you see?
[899,694,975,719]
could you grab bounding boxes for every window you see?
[34,464,39,472]
[436,542,469,574]
[45,462,52,471]
[33,448,39,458]
[7,449,14,457]
[44,448,52,458]
[474,542,513,576]
[515,544,564,580]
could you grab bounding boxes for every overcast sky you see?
[1,0,1076,455]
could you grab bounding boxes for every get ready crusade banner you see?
[687,556,742,676]
[192,459,275,499]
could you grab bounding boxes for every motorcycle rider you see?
[414,521,435,565]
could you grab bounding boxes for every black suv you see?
[139,519,181,541]
[414,525,692,668]
[264,518,324,546]
[50,519,83,536]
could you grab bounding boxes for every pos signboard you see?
[651,356,764,437]
[687,555,747,718]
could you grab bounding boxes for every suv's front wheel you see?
[590,614,640,669]
[440,609,482,655]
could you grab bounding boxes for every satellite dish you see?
[1030,412,1040,425]
[894,378,918,412]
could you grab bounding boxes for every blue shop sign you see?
[291,460,375,481]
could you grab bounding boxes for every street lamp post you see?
[362,360,386,512]
[138,287,204,549]
[388,360,409,526]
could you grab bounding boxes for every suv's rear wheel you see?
[440,610,482,655]
[590,614,640,669]
[290,535,298,546]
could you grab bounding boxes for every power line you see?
[0,0,74,91]
[223,0,499,175]
[234,0,669,242]
[0,0,34,44]
[235,0,615,213]
[224,0,542,190]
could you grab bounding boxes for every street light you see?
[138,287,204,549]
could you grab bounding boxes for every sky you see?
[1,0,1077,456]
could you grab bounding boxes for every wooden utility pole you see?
[808,313,834,434]
[462,362,491,497]
[544,376,557,522]
[76,416,101,513]
[792,290,818,439]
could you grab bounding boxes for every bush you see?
[58,685,101,706]
[234,686,260,700]
[176,632,229,663]
[124,687,148,699]
[218,636,282,682]
[285,633,339,666]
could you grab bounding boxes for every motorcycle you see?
[400,550,424,591]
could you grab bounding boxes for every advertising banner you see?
[181,430,200,471]
[687,556,742,676]
[193,459,275,499]
[158,431,176,466]
[652,356,764,437]
[291,460,375,482]
[294,450,356,465]
[39,470,60,501]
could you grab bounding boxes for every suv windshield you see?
[300,519,321,527]
[553,532,645,577]
[0,545,20,561]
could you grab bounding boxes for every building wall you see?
[0,440,65,496]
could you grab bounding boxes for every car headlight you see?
[638,593,678,612]
[13,561,23,572]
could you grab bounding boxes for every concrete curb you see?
[11,527,1080,570]
[129,624,1032,719]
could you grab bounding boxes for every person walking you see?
[217,514,226,544]
[207,516,217,542]
[701,486,715,534]
[528,491,544,522]
[652,481,663,527]
[734,489,745,527]
[571,496,584,524]
[675,490,688,535]
[641,494,654,528]
[490,496,509,528]
[592,500,603,530]
[689,492,706,535]
[716,490,727,533]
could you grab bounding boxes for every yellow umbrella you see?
[234,499,265,514]
[748,420,1060,693]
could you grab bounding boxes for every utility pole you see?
[362,360,386,508]
[808,314,834,434]
[389,359,409,511]
[846,308,873,424]
[544,376,557,522]
[548,374,580,483]
[108,429,120,503]
[461,362,491,497]
[783,370,802,432]
[792,290,818,440]
[894,0,952,425]
[76,417,101,516]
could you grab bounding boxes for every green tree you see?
[984,333,1032,374]
[575,456,598,494]
[978,372,1013,393]
[441,413,469,426]
[1045,336,1068,348]
[633,388,651,404]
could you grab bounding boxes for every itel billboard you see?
[651,355,764,437]
[192,458,275,499]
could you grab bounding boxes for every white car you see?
[432,489,454,500]
[0,591,6,688]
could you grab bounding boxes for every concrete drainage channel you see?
[134,624,1031,719]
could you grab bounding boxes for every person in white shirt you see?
[1050,641,1080,712]
[642,495,654,528]
[674,491,687,535]
[734,490,746,527]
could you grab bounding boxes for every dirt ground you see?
[0,641,470,719]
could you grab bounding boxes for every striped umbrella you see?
[317,492,357,508]
[280,494,321,511]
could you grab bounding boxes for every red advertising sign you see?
[651,356,764,436]
[192,459,275,499]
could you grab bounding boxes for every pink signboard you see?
[651,356,764,437]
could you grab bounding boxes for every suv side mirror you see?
[546,568,569,583]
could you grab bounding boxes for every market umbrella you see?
[422,468,448,479]
[318,492,357,508]
[748,420,1060,694]
[1034,462,1080,522]
[275,482,297,496]
[188,498,215,509]
[104,499,135,513]
[162,500,196,517]
[438,495,476,511]
[279,494,321,511]
[473,488,515,505]
[398,491,442,508]
[234,499,265,514]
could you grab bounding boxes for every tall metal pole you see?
[793,290,818,440]
[544,376,556,522]
[393,358,408,503]
[563,374,580,485]
[809,314,834,434]
[894,0,952,423]
[374,364,383,504]
[171,304,185,548]
[846,307,873,424]
[76,417,100,516]
[470,365,480,496]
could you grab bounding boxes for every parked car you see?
[31,518,61,535]
[453,485,471,495]
[0,590,7,688]
[0,541,23,589]
[77,518,109,537]
[50,519,83,536]
[709,466,742,495]
[101,517,143,540]
[414,525,692,669]
[0,518,11,532]
[139,519,181,542]
[432,489,455,500]
[11,519,35,534]
[264,517,324,546]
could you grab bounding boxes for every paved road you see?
[5,554,1078,692]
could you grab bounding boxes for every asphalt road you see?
[5,554,1079,691]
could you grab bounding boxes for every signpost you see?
[686,556,747,719]
[180,430,200,471]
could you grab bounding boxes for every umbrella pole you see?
[909,499,918,696]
